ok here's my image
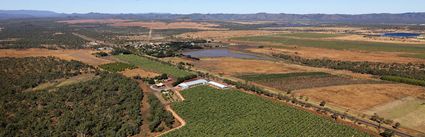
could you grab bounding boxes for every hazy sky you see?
[1,0,425,14]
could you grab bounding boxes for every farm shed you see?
[208,81,228,89]
[178,79,208,89]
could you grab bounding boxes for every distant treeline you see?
[0,20,88,49]
[273,53,425,85]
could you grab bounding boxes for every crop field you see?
[115,54,193,78]
[99,62,136,72]
[164,86,371,137]
[237,72,379,91]
[233,34,425,53]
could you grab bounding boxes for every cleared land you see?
[191,57,374,79]
[238,72,380,91]
[120,68,160,78]
[193,57,308,76]
[0,48,113,66]
[164,86,371,137]
[365,97,425,133]
[294,84,425,111]
[115,54,193,78]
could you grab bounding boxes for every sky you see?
[1,0,424,14]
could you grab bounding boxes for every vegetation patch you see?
[164,86,370,137]
[99,62,136,72]
[0,57,96,91]
[381,76,425,86]
[115,54,194,78]
[0,73,143,137]
[273,53,425,85]
[147,94,175,132]
[238,72,378,91]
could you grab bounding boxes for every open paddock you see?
[0,48,114,66]
[294,84,425,111]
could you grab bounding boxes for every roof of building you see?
[178,79,208,87]
[208,81,228,88]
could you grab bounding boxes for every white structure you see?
[208,81,228,89]
[178,79,208,89]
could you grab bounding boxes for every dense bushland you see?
[0,57,96,91]
[147,95,175,132]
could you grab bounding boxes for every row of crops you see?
[163,86,371,137]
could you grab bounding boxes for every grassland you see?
[99,62,136,72]
[164,86,370,137]
[276,33,345,38]
[233,34,425,53]
[115,54,193,78]
[238,72,379,91]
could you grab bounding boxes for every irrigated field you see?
[115,54,193,78]
[164,86,371,137]
[238,72,380,91]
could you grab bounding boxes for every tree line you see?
[273,53,425,86]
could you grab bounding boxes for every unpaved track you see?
[156,105,187,137]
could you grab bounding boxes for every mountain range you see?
[1,10,425,24]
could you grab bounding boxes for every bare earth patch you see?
[193,57,308,76]
[294,84,425,111]
[0,48,113,66]
[120,68,159,78]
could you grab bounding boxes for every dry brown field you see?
[294,84,425,111]
[0,48,113,66]
[177,30,283,40]
[120,68,159,78]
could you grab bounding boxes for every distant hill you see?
[0,10,63,19]
[1,10,425,24]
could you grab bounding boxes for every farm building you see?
[208,81,228,89]
[178,79,208,89]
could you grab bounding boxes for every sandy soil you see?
[120,68,159,78]
[57,19,131,24]
[247,46,425,64]
[111,21,224,30]
[0,48,113,66]
[294,84,425,111]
